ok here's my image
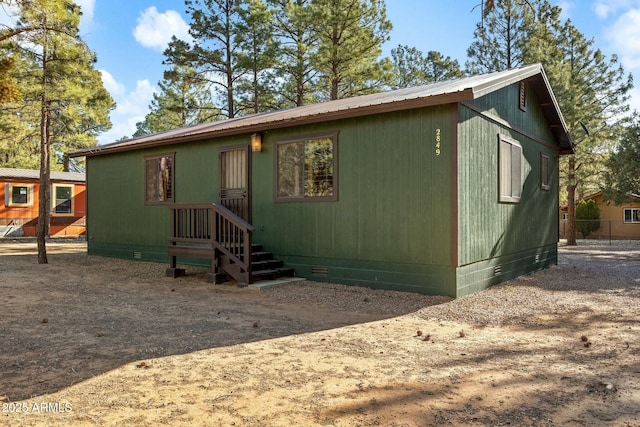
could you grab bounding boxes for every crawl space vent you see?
[311,266,328,276]
[132,251,142,259]
[493,265,503,276]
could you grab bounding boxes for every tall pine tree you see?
[312,0,392,100]
[524,2,632,244]
[467,0,632,245]
[165,0,246,119]
[602,114,640,203]
[267,0,318,107]
[236,0,279,113]
[3,0,113,262]
[391,45,464,89]
[466,0,535,73]
[134,65,219,136]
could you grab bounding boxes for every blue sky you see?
[4,1,640,144]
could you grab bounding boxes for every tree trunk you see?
[227,71,234,118]
[226,25,234,118]
[37,45,50,264]
[37,107,50,263]
[566,156,577,246]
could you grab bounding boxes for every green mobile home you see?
[71,64,573,297]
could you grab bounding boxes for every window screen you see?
[145,154,174,204]
[276,133,337,201]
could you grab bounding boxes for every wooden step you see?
[167,238,294,283]
[251,251,273,262]
[250,244,293,281]
[252,259,284,270]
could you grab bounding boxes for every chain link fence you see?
[560,219,640,243]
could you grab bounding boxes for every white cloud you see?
[557,1,575,20]
[605,8,640,69]
[593,0,640,19]
[594,2,611,18]
[133,7,191,52]
[97,77,157,144]
[99,69,125,97]
[628,86,640,113]
[75,0,95,24]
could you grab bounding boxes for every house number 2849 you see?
[435,128,441,156]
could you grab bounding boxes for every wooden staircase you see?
[165,203,293,284]
[250,244,294,282]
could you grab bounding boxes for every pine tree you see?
[134,65,219,136]
[0,38,40,168]
[165,0,246,118]
[466,0,535,73]
[0,56,20,103]
[3,0,114,262]
[391,45,464,89]
[602,114,640,203]
[165,0,393,111]
[266,0,318,107]
[524,3,632,244]
[312,0,392,100]
[466,0,633,245]
[0,98,40,168]
[236,0,279,114]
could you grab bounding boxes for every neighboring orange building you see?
[0,167,86,238]
[560,191,640,240]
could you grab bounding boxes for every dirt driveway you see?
[0,240,639,426]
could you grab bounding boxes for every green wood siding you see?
[87,137,240,256]
[457,83,560,268]
[87,105,459,295]
[251,106,456,294]
[455,243,557,297]
[85,81,561,297]
[253,106,454,264]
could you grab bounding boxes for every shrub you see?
[575,199,601,238]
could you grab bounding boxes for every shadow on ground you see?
[0,244,447,401]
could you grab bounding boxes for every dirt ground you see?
[0,240,638,426]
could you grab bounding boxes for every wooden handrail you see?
[167,202,255,283]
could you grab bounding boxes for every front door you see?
[219,145,251,222]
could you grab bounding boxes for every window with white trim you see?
[499,134,522,203]
[6,184,33,206]
[52,184,74,214]
[624,208,640,223]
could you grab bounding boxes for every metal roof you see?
[71,63,573,157]
[0,167,85,182]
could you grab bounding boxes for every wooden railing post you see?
[166,205,185,277]
[244,221,252,279]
